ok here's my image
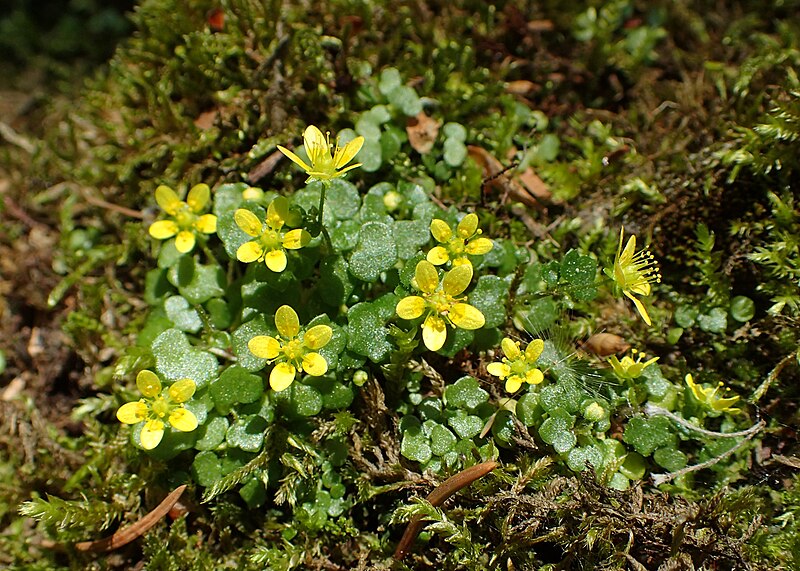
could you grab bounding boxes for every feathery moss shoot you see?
[605,227,662,325]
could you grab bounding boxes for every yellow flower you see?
[248,305,332,391]
[604,227,661,326]
[685,374,740,413]
[234,196,311,273]
[607,349,659,380]
[116,370,198,450]
[427,213,493,267]
[277,125,365,184]
[148,184,217,254]
[396,260,485,351]
[487,337,545,393]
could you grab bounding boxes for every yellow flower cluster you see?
[487,337,545,393]
[605,227,661,326]
[427,213,493,267]
[234,196,311,272]
[685,374,740,413]
[396,260,485,351]
[148,184,217,254]
[278,125,364,184]
[248,305,332,391]
[607,349,659,380]
[116,370,198,450]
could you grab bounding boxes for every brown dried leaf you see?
[247,150,285,184]
[582,333,631,357]
[517,167,552,201]
[505,80,538,96]
[193,109,218,130]
[406,112,439,154]
[467,145,541,209]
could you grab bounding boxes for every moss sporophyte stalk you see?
[234,196,311,272]
[116,370,198,450]
[277,125,365,184]
[248,305,332,391]
[396,260,485,351]
[148,184,217,254]
[427,213,494,267]
[487,337,545,393]
[685,374,741,413]
[604,227,661,326]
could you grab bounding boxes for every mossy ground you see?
[1,1,799,569]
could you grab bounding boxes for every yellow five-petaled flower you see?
[277,125,365,184]
[234,196,311,273]
[427,213,493,267]
[605,227,661,326]
[487,337,545,393]
[148,184,218,254]
[607,348,659,380]
[248,305,332,391]
[396,260,485,352]
[116,370,198,450]
[685,374,740,413]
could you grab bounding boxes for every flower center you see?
[448,237,467,255]
[510,360,529,375]
[174,206,196,229]
[260,229,283,252]
[283,339,304,362]
[426,291,453,314]
[151,396,171,418]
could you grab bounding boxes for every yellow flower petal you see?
[267,196,289,230]
[175,231,196,253]
[155,185,182,215]
[449,303,485,330]
[505,377,523,393]
[304,325,332,350]
[442,264,473,296]
[237,241,263,263]
[414,260,440,294]
[275,305,300,338]
[487,362,510,378]
[168,378,196,403]
[283,229,311,250]
[525,368,544,385]
[629,282,651,297]
[277,145,313,172]
[465,237,493,255]
[422,314,448,351]
[117,401,148,424]
[396,296,426,320]
[303,125,328,164]
[194,214,217,234]
[140,419,165,450]
[501,337,521,360]
[265,249,288,272]
[430,219,452,243]
[302,352,328,376]
[186,183,210,213]
[525,339,544,362]
[136,370,162,397]
[426,246,450,265]
[624,291,652,326]
[149,220,179,240]
[457,213,479,238]
[270,362,296,391]
[168,407,198,432]
[248,335,281,359]
[334,136,364,169]
[234,209,263,237]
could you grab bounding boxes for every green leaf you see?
[618,452,646,480]
[195,416,229,451]
[192,451,223,486]
[144,268,174,305]
[306,377,354,410]
[730,295,755,322]
[443,138,467,167]
[231,316,273,372]
[217,205,264,260]
[442,122,467,142]
[539,382,582,414]
[468,275,510,328]
[430,424,458,456]
[623,416,676,456]
[324,179,361,221]
[164,295,202,333]
[653,447,687,471]
[447,410,484,440]
[674,305,698,328]
[393,220,430,260]
[210,365,264,414]
[698,307,727,333]
[348,222,398,282]
[277,383,323,417]
[538,411,577,454]
[515,296,558,332]
[359,138,383,172]
[516,393,542,426]
[378,67,402,95]
[239,477,267,508]
[444,376,489,410]
[401,425,432,463]
[226,415,268,452]
[491,410,515,445]
[346,294,398,363]
[212,182,250,217]
[566,445,604,472]
[387,85,422,116]
[151,329,217,389]
[167,257,225,304]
